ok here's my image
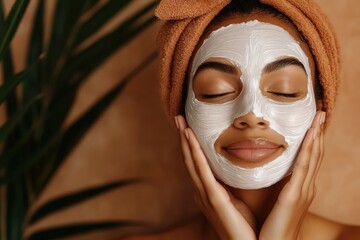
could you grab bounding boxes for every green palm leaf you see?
[0,0,17,115]
[44,0,92,81]
[38,51,157,192]
[0,0,29,60]
[0,124,34,168]
[0,70,24,104]
[23,0,44,103]
[0,131,61,184]
[73,1,132,47]
[29,178,140,224]
[42,2,157,139]
[28,221,143,240]
[0,95,41,141]
[0,0,159,238]
[64,1,157,85]
[6,178,28,240]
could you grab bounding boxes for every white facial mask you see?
[185,20,316,189]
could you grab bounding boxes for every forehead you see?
[192,20,306,76]
[191,11,316,79]
[202,11,306,52]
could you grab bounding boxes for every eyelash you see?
[268,91,298,98]
[202,93,231,99]
[202,92,298,99]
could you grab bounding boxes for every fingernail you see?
[321,112,326,125]
[174,116,179,129]
[312,127,318,140]
[184,128,189,140]
[318,112,323,125]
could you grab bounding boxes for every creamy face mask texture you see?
[185,20,316,189]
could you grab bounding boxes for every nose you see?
[233,112,269,129]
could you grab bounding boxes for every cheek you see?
[263,95,316,143]
[185,91,234,138]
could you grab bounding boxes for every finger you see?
[288,112,322,190]
[176,115,204,193]
[301,129,320,196]
[314,113,325,176]
[307,115,325,198]
[185,127,223,197]
[302,111,325,192]
[289,129,313,189]
[309,122,324,182]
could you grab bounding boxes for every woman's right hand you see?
[175,115,257,240]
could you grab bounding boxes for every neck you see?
[229,176,290,230]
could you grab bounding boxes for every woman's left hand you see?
[259,111,326,240]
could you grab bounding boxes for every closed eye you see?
[268,91,299,98]
[202,92,235,99]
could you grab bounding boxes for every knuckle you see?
[294,162,310,173]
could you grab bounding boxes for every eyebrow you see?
[263,57,305,73]
[195,61,238,76]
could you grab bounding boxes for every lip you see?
[223,138,283,163]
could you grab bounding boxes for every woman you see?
[155,0,359,239]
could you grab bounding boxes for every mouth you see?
[222,138,284,163]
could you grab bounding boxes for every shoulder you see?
[300,212,360,240]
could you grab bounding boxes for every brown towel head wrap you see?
[155,0,340,126]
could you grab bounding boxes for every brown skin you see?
[174,10,360,240]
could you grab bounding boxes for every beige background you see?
[2,0,359,239]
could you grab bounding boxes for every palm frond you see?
[28,221,143,240]
[0,0,158,238]
[29,179,141,224]
[0,0,29,60]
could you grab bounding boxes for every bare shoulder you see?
[300,212,360,240]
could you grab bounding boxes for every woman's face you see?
[185,12,317,189]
